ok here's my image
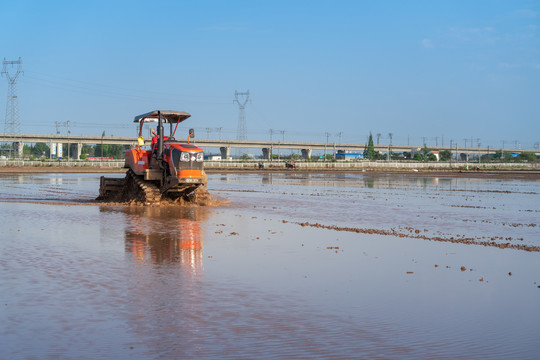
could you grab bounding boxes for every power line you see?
[23,70,231,105]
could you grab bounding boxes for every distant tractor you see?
[98,110,207,204]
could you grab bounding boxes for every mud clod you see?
[292,221,540,253]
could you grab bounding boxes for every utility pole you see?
[216,127,222,140]
[336,132,343,144]
[450,139,453,165]
[66,120,71,159]
[376,133,381,145]
[477,138,480,163]
[388,133,393,160]
[206,128,211,139]
[324,132,330,160]
[101,131,104,159]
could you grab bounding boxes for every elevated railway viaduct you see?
[1,133,538,159]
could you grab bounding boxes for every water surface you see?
[1,172,539,359]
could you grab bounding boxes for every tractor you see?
[98,110,207,204]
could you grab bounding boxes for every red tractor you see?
[98,110,207,204]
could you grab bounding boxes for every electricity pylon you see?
[234,90,250,157]
[2,57,23,134]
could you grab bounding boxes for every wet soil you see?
[293,221,540,252]
[95,185,228,207]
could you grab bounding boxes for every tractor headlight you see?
[180,152,190,162]
[196,153,203,162]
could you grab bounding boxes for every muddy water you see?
[1,173,539,359]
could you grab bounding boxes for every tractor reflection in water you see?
[118,207,206,273]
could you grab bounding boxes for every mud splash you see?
[0,186,228,208]
[99,186,229,207]
[161,186,229,207]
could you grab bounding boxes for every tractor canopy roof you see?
[133,110,191,123]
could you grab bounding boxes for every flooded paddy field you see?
[1,172,539,359]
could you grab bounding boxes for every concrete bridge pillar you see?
[13,142,24,158]
[301,148,312,159]
[220,146,230,160]
[262,147,272,160]
[70,143,82,159]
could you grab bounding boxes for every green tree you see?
[503,152,514,162]
[95,143,109,158]
[363,133,376,160]
[390,152,402,160]
[422,145,431,162]
[32,143,50,157]
[109,144,125,158]
[439,149,452,161]
[81,144,94,156]
[23,145,32,156]
[516,152,537,162]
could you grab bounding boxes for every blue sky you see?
[1,0,539,149]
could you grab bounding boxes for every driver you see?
[151,130,158,148]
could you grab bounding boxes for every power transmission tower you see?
[2,58,23,134]
[234,90,250,140]
[336,132,343,144]
[234,90,250,157]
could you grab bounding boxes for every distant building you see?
[336,150,364,160]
